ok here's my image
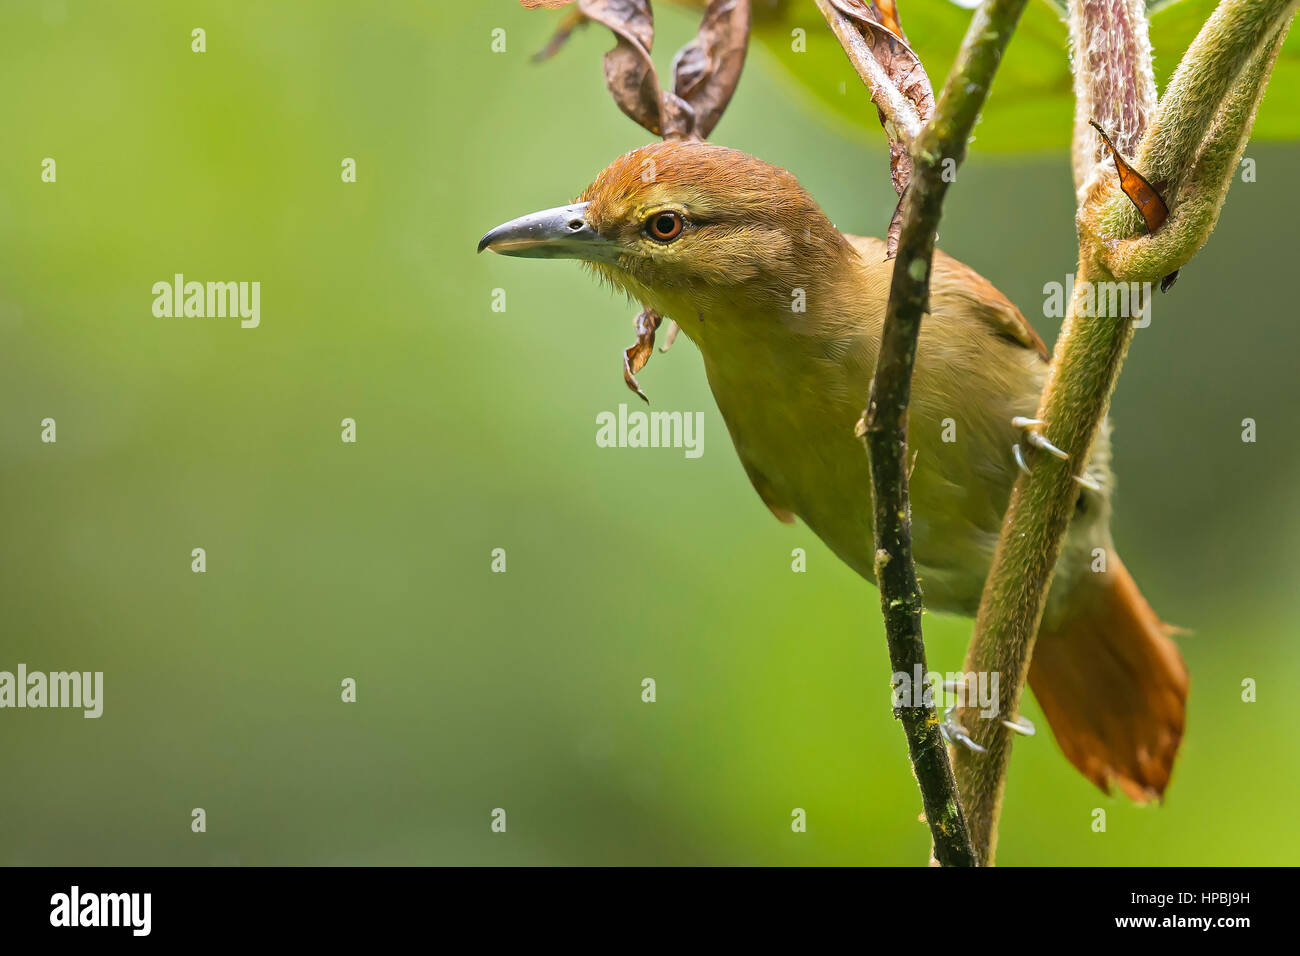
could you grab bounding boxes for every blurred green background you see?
[2,0,1298,865]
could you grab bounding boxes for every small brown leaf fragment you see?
[885,192,905,259]
[1090,119,1169,232]
[670,0,751,140]
[658,318,681,353]
[533,8,589,62]
[579,0,664,136]
[872,0,904,39]
[826,1,933,252]
[623,308,664,402]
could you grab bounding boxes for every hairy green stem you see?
[954,0,1296,865]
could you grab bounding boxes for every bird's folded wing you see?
[932,251,1050,361]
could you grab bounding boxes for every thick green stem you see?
[955,0,1296,865]
[1103,16,1292,281]
[1098,0,1299,241]
[954,254,1137,864]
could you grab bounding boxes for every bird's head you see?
[478,141,854,321]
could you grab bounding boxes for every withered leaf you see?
[524,1,663,133]
[1090,119,1169,233]
[658,318,681,353]
[580,0,664,135]
[623,308,664,402]
[532,8,589,63]
[827,0,934,257]
[521,1,752,386]
[670,0,751,140]
[870,0,904,39]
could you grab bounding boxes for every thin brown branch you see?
[839,0,1031,868]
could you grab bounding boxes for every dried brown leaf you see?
[670,0,751,140]
[826,1,933,257]
[1090,119,1169,233]
[533,8,589,62]
[577,0,664,136]
[623,308,664,402]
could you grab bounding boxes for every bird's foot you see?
[1012,416,1068,466]
[940,704,987,754]
[1001,714,1036,736]
[1011,417,1099,491]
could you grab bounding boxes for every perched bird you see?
[478,140,1187,800]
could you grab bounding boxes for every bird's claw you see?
[1074,472,1103,493]
[1001,714,1036,736]
[1012,416,1068,460]
[1012,443,1031,476]
[1013,417,1102,492]
[940,704,987,754]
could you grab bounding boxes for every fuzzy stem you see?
[1069,0,1157,192]
[855,0,1030,868]
[954,0,1296,865]
[1102,12,1294,280]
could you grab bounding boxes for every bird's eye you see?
[646,211,685,242]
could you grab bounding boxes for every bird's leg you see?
[1011,416,1099,491]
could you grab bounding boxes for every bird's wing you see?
[846,235,1049,361]
[931,249,1050,360]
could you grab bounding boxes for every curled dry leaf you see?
[1089,120,1169,232]
[530,1,750,141]
[670,0,751,139]
[582,0,665,135]
[623,309,664,402]
[658,318,681,352]
[523,1,752,388]
[1089,120,1177,291]
[824,0,934,256]
[532,7,589,62]
[524,1,663,131]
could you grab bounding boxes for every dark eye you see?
[646,211,684,242]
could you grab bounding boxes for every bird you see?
[478,139,1188,801]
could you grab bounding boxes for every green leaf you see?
[746,0,1300,152]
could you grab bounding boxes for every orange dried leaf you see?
[533,8,589,62]
[1090,119,1169,233]
[623,309,664,402]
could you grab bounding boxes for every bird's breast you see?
[694,300,1047,617]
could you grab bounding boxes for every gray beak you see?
[477,202,617,262]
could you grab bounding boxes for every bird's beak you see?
[476,202,619,263]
